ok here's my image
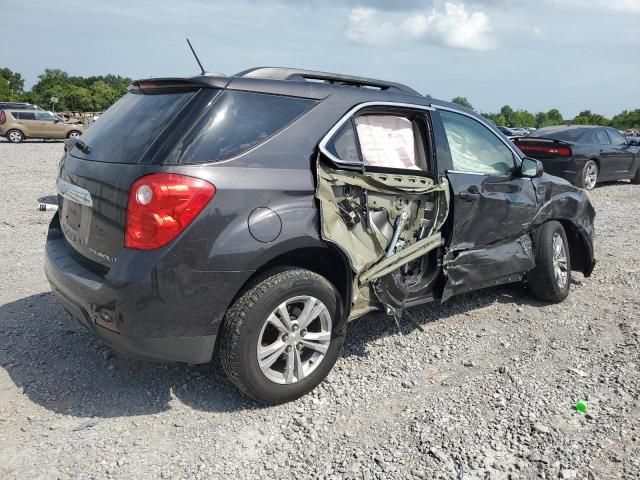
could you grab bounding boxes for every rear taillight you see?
[0,111,5,125]
[516,143,571,157]
[125,173,215,250]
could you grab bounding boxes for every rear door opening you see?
[316,107,450,320]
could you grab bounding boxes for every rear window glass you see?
[170,91,317,164]
[530,128,587,142]
[70,89,197,163]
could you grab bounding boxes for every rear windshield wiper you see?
[75,140,92,154]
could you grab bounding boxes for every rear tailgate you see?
[58,80,219,271]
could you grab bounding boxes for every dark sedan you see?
[514,126,640,190]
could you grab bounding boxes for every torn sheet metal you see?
[441,234,535,302]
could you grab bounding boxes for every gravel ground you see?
[0,141,639,480]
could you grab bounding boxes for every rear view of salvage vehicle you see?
[45,67,596,404]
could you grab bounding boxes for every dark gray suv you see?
[45,67,596,403]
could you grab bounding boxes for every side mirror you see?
[520,157,543,178]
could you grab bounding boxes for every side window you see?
[325,121,360,164]
[595,130,610,145]
[354,114,425,170]
[16,112,36,120]
[440,110,515,176]
[607,129,627,146]
[36,111,56,121]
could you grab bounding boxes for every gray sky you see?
[1,0,639,117]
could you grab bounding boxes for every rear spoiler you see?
[512,136,573,146]
[128,76,231,92]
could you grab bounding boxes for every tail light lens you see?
[516,143,572,157]
[0,111,5,125]
[125,173,215,250]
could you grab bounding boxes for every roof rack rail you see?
[234,67,421,96]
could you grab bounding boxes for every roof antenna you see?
[186,38,206,75]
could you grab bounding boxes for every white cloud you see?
[346,2,495,51]
[345,8,397,46]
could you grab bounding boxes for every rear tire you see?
[579,160,598,190]
[219,268,344,404]
[67,130,81,139]
[527,221,571,303]
[631,167,640,185]
[6,129,23,143]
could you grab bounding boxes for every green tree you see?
[611,109,640,129]
[572,110,610,126]
[0,67,25,96]
[537,109,564,127]
[510,110,537,127]
[451,96,474,110]
[0,76,14,101]
[500,105,514,125]
[90,80,119,110]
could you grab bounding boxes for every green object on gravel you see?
[575,400,588,413]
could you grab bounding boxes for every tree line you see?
[1,67,638,128]
[451,97,640,130]
[0,67,131,112]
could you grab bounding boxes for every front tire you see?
[67,130,81,139]
[7,129,24,143]
[219,268,344,404]
[527,221,571,303]
[631,167,640,185]
[579,160,598,190]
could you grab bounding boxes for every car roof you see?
[131,66,482,121]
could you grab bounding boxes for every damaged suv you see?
[45,67,595,403]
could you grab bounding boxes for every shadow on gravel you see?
[37,195,58,205]
[595,180,634,189]
[1,283,546,418]
[343,282,544,359]
[0,139,64,144]
[0,293,260,418]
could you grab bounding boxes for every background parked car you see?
[497,126,518,138]
[514,125,640,190]
[0,109,84,143]
[0,102,41,111]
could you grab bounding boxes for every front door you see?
[435,109,538,300]
[606,128,635,176]
[35,111,67,138]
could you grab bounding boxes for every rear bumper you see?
[45,214,251,364]
[539,158,584,186]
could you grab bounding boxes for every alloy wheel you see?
[257,295,332,384]
[552,232,568,288]
[69,131,80,138]
[584,163,598,190]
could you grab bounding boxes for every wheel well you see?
[255,246,352,311]
[7,128,24,137]
[557,220,590,274]
[217,245,353,345]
